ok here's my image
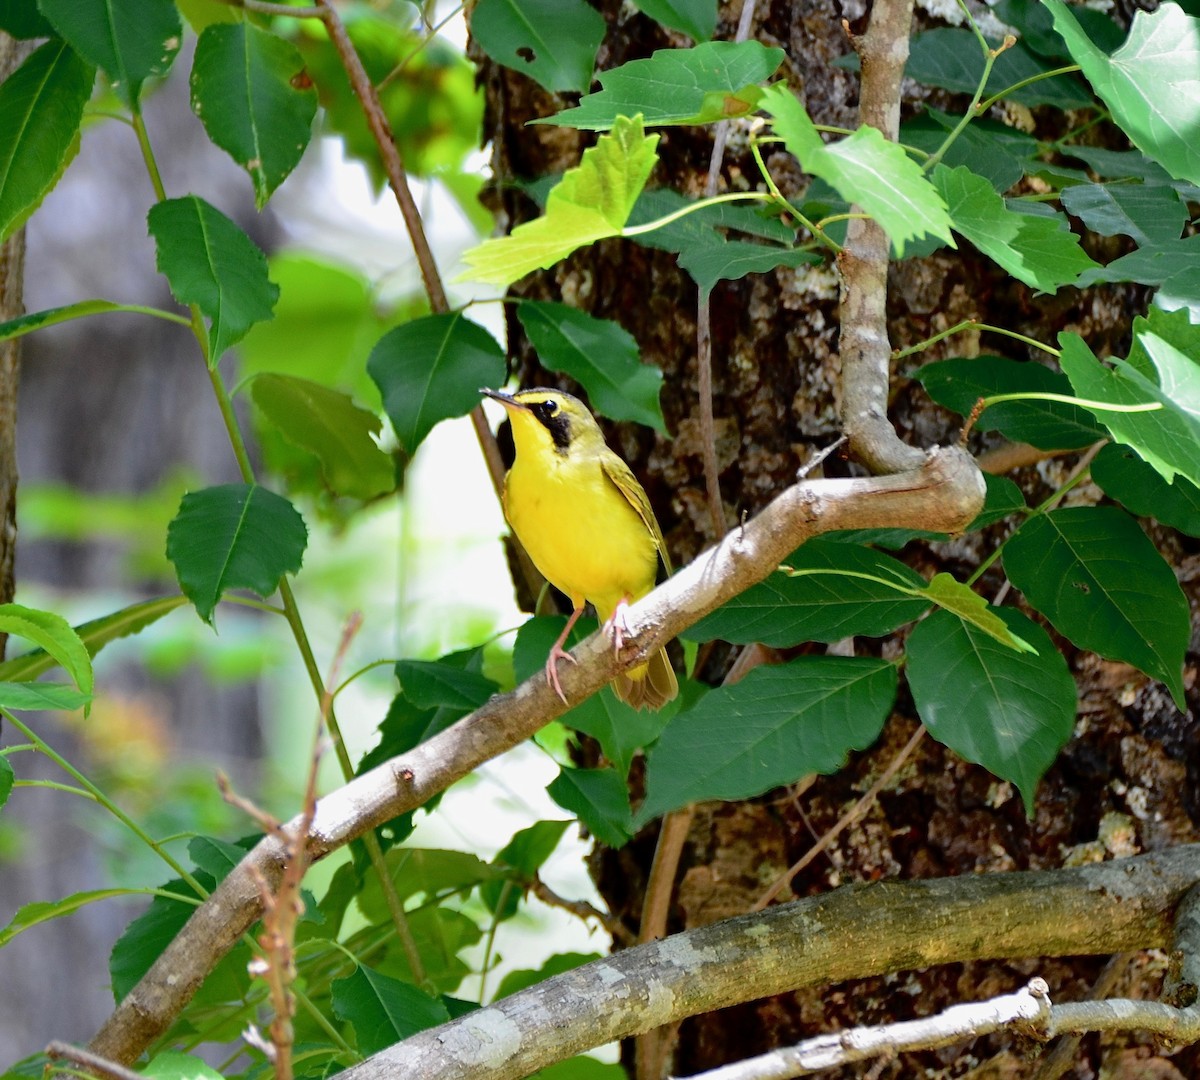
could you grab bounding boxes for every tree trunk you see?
[476,1,1200,1077]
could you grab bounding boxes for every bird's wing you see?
[601,453,672,575]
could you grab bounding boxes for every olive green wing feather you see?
[600,452,672,574]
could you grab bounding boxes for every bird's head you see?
[480,387,605,458]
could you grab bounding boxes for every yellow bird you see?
[482,387,678,710]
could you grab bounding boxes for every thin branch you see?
[45,1043,144,1080]
[531,875,636,947]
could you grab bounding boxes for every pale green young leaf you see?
[166,483,308,624]
[249,374,395,501]
[636,657,896,824]
[0,682,91,711]
[933,165,1098,290]
[1058,331,1200,489]
[368,312,505,452]
[635,0,716,40]
[763,84,953,256]
[1004,506,1189,708]
[0,299,190,344]
[0,889,146,947]
[0,40,93,245]
[39,0,179,109]
[907,609,1076,816]
[0,604,93,699]
[1044,0,1200,187]
[147,195,279,365]
[470,0,605,93]
[459,116,659,285]
[517,301,666,431]
[190,22,318,207]
[916,574,1035,653]
[141,1054,225,1080]
[542,41,784,130]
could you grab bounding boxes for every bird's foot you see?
[544,641,576,704]
[603,599,634,654]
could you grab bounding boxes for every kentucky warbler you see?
[482,387,678,710]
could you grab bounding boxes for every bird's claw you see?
[544,642,576,704]
[603,599,634,654]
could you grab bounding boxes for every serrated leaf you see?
[543,40,784,130]
[148,196,278,365]
[368,312,505,452]
[0,755,12,810]
[517,301,666,431]
[370,905,481,991]
[907,608,1076,815]
[39,0,179,109]
[166,483,307,624]
[0,0,55,38]
[1058,331,1200,488]
[913,355,1104,450]
[0,682,91,711]
[1004,506,1189,707]
[394,658,497,712]
[356,848,497,922]
[1092,442,1200,537]
[514,616,672,778]
[916,574,1035,652]
[141,1053,225,1080]
[1076,235,1200,290]
[1044,0,1200,187]
[763,84,953,257]
[459,115,660,286]
[0,299,192,344]
[901,109,1037,194]
[636,0,716,40]
[0,888,142,947]
[249,374,394,500]
[636,657,896,825]
[0,595,187,683]
[677,242,821,295]
[684,538,928,646]
[905,27,1092,108]
[1060,181,1187,246]
[190,21,317,206]
[0,604,93,699]
[470,0,605,94]
[547,767,634,848]
[0,40,93,245]
[331,966,449,1055]
[932,165,1098,290]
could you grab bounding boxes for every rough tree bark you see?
[476,1,1200,1077]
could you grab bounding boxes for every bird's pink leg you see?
[602,597,634,653]
[545,606,583,703]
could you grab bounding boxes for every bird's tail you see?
[613,647,678,711]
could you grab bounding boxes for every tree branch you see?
[334,846,1200,1080]
[87,446,985,1064]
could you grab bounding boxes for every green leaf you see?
[1004,506,1189,708]
[0,681,91,711]
[0,0,55,38]
[636,0,716,40]
[249,374,394,500]
[684,538,928,646]
[331,966,450,1055]
[763,84,953,257]
[969,473,1028,530]
[516,301,666,432]
[470,0,605,94]
[394,658,497,712]
[0,604,93,699]
[483,820,573,919]
[356,848,497,922]
[0,40,93,245]
[0,299,192,344]
[1058,331,1200,488]
[177,0,244,31]
[459,115,660,286]
[368,312,505,452]
[1075,236,1200,290]
[627,187,796,254]
[514,616,672,778]
[901,109,1037,194]
[190,22,317,207]
[993,0,1124,60]
[147,196,278,365]
[543,41,784,129]
[636,657,896,825]
[915,574,1034,652]
[932,165,1098,290]
[0,889,143,947]
[166,483,308,624]
[907,608,1076,815]
[677,242,821,295]
[494,952,603,1001]
[371,906,482,991]
[0,756,12,810]
[913,354,1105,450]
[547,767,634,848]
[141,1053,225,1080]
[904,28,1092,108]
[1044,0,1200,187]
[1092,442,1200,537]
[39,0,179,109]
[0,595,187,683]
[1060,182,1187,246]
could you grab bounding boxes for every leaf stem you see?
[13,778,97,801]
[131,112,167,203]
[922,33,1015,173]
[981,391,1161,413]
[619,190,778,238]
[977,64,1083,113]
[892,318,1059,360]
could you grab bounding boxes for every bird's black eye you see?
[540,399,559,417]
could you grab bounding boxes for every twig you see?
[531,875,636,947]
[752,724,926,910]
[45,1043,144,1080]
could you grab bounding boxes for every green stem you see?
[132,111,167,203]
[13,779,97,801]
[208,366,256,483]
[977,64,1083,113]
[892,318,1059,360]
[620,190,777,238]
[981,391,1161,413]
[749,138,840,251]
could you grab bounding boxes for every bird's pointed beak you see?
[480,387,526,412]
